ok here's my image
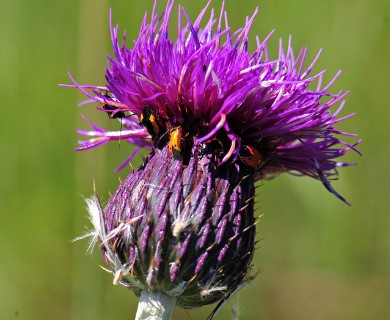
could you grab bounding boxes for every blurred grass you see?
[1,0,389,319]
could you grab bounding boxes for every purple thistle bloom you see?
[70,0,360,203]
[67,0,360,315]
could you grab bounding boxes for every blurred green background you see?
[1,0,389,319]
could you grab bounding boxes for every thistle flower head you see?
[68,0,360,313]
[71,0,360,204]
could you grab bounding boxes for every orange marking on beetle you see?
[169,126,183,160]
[140,105,160,137]
[239,145,263,169]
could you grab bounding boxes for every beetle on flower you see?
[66,0,360,318]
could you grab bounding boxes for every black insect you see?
[100,101,127,119]
[140,105,161,138]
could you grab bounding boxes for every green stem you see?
[135,290,176,320]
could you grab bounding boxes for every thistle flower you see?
[67,0,360,318]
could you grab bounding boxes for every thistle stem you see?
[135,290,176,320]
